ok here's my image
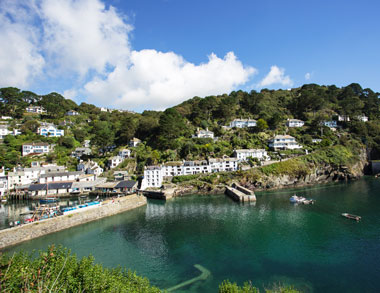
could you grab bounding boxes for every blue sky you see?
[0,0,379,112]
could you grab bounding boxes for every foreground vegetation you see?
[0,246,301,292]
[219,280,300,293]
[0,246,160,292]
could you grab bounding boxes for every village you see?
[0,104,369,200]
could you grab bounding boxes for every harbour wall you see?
[0,194,147,250]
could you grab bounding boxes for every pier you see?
[0,194,147,249]
[142,188,175,200]
[225,184,256,202]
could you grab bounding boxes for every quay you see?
[225,183,256,202]
[142,188,176,200]
[0,194,147,250]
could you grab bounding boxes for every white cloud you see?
[305,72,311,80]
[0,1,45,88]
[0,0,255,111]
[39,0,132,76]
[84,50,256,110]
[258,66,293,88]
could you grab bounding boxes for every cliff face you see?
[241,148,368,191]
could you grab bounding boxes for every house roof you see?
[23,142,50,147]
[115,180,137,189]
[273,135,295,139]
[96,182,119,188]
[29,182,73,191]
[72,178,106,188]
[234,149,266,153]
[40,171,83,178]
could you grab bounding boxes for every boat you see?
[61,200,101,215]
[342,213,361,221]
[40,197,59,204]
[290,195,315,205]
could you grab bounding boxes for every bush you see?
[0,246,160,292]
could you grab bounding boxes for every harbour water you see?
[2,178,380,292]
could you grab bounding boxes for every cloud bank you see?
[0,0,256,110]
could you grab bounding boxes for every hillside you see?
[0,83,379,175]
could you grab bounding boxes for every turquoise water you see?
[3,178,380,292]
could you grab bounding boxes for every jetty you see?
[225,183,256,202]
[141,188,176,200]
[0,194,147,249]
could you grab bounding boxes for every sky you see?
[0,0,379,112]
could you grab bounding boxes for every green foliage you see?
[218,280,300,293]
[172,174,200,183]
[0,246,160,292]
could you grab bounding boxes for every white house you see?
[324,121,338,128]
[208,157,238,172]
[182,160,211,175]
[0,167,7,198]
[0,124,21,139]
[269,135,302,150]
[118,149,131,158]
[1,116,12,120]
[141,166,163,189]
[38,171,83,184]
[233,149,269,161]
[312,138,322,143]
[7,165,66,190]
[338,115,350,122]
[37,123,64,137]
[286,119,305,128]
[83,140,91,148]
[108,156,124,169]
[357,115,368,122]
[193,128,214,139]
[162,162,184,177]
[129,137,141,147]
[66,110,79,116]
[22,142,52,156]
[229,118,257,128]
[26,106,47,114]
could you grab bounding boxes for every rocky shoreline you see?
[171,148,369,196]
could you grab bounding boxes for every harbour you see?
[2,177,380,292]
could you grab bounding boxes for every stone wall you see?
[0,194,147,250]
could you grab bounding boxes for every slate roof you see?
[29,182,73,191]
[115,180,137,189]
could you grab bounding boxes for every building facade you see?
[286,119,305,127]
[229,119,257,128]
[233,149,269,161]
[269,135,302,150]
[37,124,64,137]
[22,143,51,156]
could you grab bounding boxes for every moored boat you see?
[40,197,59,204]
[290,195,315,204]
[342,213,361,221]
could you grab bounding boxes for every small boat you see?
[40,197,59,204]
[290,195,315,205]
[342,213,361,221]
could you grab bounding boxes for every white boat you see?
[290,195,315,204]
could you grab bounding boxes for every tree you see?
[256,119,268,131]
